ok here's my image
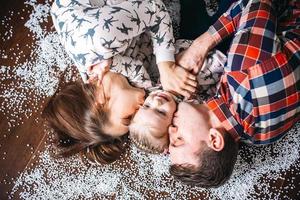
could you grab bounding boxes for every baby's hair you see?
[43,81,126,164]
[129,120,168,154]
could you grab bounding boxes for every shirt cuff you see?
[208,25,223,45]
[155,49,175,64]
[208,14,235,45]
[79,71,89,83]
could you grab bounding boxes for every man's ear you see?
[208,128,224,151]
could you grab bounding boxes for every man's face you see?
[168,102,210,166]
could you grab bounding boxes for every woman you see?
[43,70,145,164]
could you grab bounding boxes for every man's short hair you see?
[170,132,238,188]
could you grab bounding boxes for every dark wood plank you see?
[0,0,48,198]
[1,0,300,200]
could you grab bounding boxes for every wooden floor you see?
[0,0,62,198]
[0,0,300,199]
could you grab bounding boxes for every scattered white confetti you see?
[10,123,300,199]
[2,0,300,199]
[0,0,77,131]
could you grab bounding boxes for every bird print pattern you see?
[51,0,175,83]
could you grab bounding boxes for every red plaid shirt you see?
[205,0,300,144]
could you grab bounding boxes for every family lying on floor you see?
[43,0,300,188]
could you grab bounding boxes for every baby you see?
[129,40,226,154]
[129,89,177,154]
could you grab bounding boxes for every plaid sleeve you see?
[207,0,241,44]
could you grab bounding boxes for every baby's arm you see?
[196,49,226,96]
[197,49,225,86]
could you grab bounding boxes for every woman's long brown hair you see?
[43,81,126,164]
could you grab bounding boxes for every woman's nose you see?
[137,89,145,104]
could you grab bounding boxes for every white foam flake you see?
[0,0,77,130]
[210,123,300,200]
[2,0,300,199]
[24,0,50,38]
[10,123,300,199]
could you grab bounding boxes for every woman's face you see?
[100,72,145,136]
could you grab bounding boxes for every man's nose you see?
[169,133,184,148]
[168,126,177,135]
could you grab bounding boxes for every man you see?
[169,0,300,188]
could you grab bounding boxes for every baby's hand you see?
[87,59,112,85]
[158,61,197,98]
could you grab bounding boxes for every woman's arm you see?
[51,0,176,82]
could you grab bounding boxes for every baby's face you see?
[133,90,177,138]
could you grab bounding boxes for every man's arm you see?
[176,31,217,74]
[206,0,239,46]
[176,0,241,74]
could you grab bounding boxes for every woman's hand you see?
[176,31,216,75]
[158,61,197,98]
[87,59,112,85]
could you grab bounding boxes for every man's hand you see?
[87,59,112,85]
[176,47,208,75]
[158,61,197,98]
[176,31,216,75]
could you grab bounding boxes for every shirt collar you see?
[205,95,242,142]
